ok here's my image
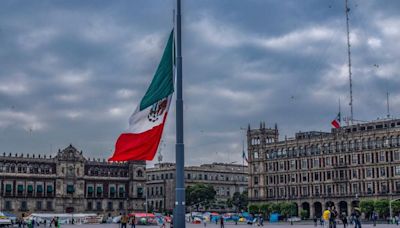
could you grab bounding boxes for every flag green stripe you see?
[140,30,174,111]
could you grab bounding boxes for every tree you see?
[186,184,216,211]
[374,200,389,218]
[280,202,297,218]
[260,203,271,214]
[392,201,400,215]
[360,200,374,218]
[271,202,281,213]
[230,191,248,212]
[248,204,260,214]
[300,209,308,220]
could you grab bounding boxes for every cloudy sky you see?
[0,0,399,166]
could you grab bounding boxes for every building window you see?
[20,201,27,211]
[46,201,53,210]
[367,183,373,194]
[290,160,295,170]
[327,172,331,180]
[291,174,296,182]
[380,167,386,177]
[301,159,307,169]
[36,201,42,210]
[254,189,259,198]
[396,181,400,193]
[96,201,102,211]
[302,174,307,182]
[366,153,372,163]
[315,186,320,195]
[5,184,12,193]
[313,158,319,168]
[5,201,12,210]
[17,184,24,193]
[395,151,400,161]
[96,186,103,196]
[352,183,358,193]
[37,185,43,194]
[325,157,331,166]
[253,176,259,185]
[137,187,143,198]
[47,185,53,194]
[395,166,400,176]
[107,202,113,211]
[314,173,319,181]
[302,186,308,196]
[119,201,124,210]
[352,155,358,164]
[380,152,385,162]
[327,185,332,195]
[87,202,93,210]
[381,182,388,193]
[67,184,74,194]
[279,162,284,170]
[366,168,373,178]
[352,170,358,179]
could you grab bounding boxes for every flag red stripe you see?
[331,120,340,129]
[109,114,167,161]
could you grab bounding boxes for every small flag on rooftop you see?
[331,112,341,129]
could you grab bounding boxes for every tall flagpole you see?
[175,0,185,227]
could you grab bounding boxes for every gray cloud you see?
[0,0,399,167]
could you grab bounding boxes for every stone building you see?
[0,145,146,217]
[146,162,248,212]
[248,119,400,218]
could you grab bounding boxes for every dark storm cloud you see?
[0,0,399,166]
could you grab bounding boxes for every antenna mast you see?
[345,0,354,124]
[387,92,390,118]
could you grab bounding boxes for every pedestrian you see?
[220,216,224,228]
[120,213,128,228]
[130,215,136,228]
[372,211,377,226]
[323,207,331,228]
[203,217,207,227]
[340,213,347,228]
[329,206,337,228]
[352,208,361,228]
[320,217,324,226]
[259,216,264,226]
[313,215,318,227]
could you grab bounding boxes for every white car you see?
[0,218,12,226]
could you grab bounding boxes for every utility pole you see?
[174,0,185,227]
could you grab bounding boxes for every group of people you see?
[313,207,361,228]
[17,217,60,228]
[119,213,136,228]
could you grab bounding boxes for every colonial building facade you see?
[146,162,248,212]
[248,119,400,218]
[0,145,146,216]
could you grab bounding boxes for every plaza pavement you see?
[59,222,400,228]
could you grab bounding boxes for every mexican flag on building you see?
[109,31,174,161]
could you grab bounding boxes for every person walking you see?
[352,208,362,228]
[372,211,377,226]
[130,215,136,228]
[220,216,224,228]
[340,213,347,228]
[120,213,128,228]
[313,215,318,227]
[329,206,338,228]
[323,208,331,228]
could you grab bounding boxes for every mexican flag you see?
[109,31,174,161]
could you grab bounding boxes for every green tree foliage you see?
[230,191,248,212]
[248,204,260,214]
[360,200,374,218]
[271,202,281,213]
[185,184,216,211]
[392,201,400,215]
[300,209,308,220]
[260,203,271,214]
[280,202,297,218]
[374,200,389,218]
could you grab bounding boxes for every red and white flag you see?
[109,31,174,161]
[331,112,341,129]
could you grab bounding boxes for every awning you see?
[5,184,12,192]
[88,186,93,193]
[47,185,53,193]
[96,186,102,193]
[17,185,24,192]
[110,187,116,193]
[119,187,125,193]
[37,185,43,193]
[27,185,33,193]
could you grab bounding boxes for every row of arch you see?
[291,201,359,218]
